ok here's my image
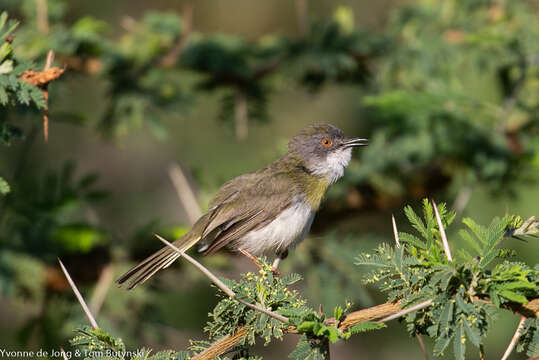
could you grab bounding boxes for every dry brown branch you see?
[20,66,65,87]
[20,50,65,141]
[377,299,433,323]
[193,328,248,360]
[194,296,539,358]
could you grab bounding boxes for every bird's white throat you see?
[311,147,352,184]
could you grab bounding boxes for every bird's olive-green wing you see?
[196,168,302,255]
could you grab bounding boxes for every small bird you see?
[117,124,367,289]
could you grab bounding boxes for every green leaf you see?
[347,321,386,334]
[453,322,466,360]
[463,317,481,347]
[289,335,325,360]
[399,232,427,249]
[404,205,428,239]
[0,176,9,195]
[498,290,528,304]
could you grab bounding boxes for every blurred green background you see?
[0,0,538,359]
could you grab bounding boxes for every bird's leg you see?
[238,248,262,269]
[271,249,288,276]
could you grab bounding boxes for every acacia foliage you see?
[0,1,538,358]
[66,200,538,359]
[356,199,539,359]
[1,0,538,204]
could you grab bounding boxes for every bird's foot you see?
[271,267,281,277]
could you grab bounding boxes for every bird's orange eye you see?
[321,138,332,147]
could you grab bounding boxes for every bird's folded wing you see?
[198,170,298,255]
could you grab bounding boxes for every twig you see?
[197,296,539,359]
[20,50,65,142]
[432,199,453,262]
[36,0,49,34]
[193,328,248,360]
[168,163,202,225]
[295,0,309,36]
[154,233,289,323]
[452,186,472,213]
[377,299,433,323]
[479,344,485,360]
[160,3,193,67]
[416,333,430,360]
[57,258,99,329]
[89,264,114,317]
[500,316,526,360]
[60,348,69,360]
[42,50,54,141]
[392,214,400,248]
[238,248,262,269]
[234,91,248,140]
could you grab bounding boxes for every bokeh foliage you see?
[0,0,538,359]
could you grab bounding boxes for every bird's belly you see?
[234,201,315,256]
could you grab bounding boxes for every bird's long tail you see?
[117,232,200,290]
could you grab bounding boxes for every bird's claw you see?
[271,268,281,277]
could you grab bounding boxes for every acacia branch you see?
[194,297,539,359]
[154,233,289,323]
[20,50,65,141]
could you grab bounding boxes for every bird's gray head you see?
[288,124,368,184]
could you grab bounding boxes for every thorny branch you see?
[19,50,65,141]
[194,298,539,359]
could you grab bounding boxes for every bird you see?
[117,123,367,289]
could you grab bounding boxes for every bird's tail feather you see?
[117,233,200,290]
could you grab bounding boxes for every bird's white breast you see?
[234,199,315,256]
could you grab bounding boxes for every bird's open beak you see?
[342,137,368,148]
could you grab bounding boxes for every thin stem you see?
[500,316,526,360]
[377,299,433,323]
[432,199,453,262]
[154,233,289,323]
[60,348,69,360]
[416,333,430,360]
[479,344,485,360]
[234,91,248,140]
[89,264,114,317]
[57,258,99,329]
[238,248,262,269]
[392,214,400,248]
[295,0,308,36]
[36,0,49,34]
[42,49,54,141]
[168,163,202,225]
